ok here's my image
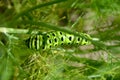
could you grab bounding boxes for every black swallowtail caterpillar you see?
[25,31,92,50]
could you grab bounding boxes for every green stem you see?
[0,27,28,34]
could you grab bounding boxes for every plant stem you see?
[0,27,28,34]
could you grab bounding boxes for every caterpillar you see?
[25,31,92,50]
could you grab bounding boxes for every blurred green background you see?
[0,0,120,80]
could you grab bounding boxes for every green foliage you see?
[0,0,120,80]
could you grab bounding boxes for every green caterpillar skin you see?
[26,31,92,50]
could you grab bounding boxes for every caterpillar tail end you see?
[24,38,30,48]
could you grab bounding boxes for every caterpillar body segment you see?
[25,31,92,50]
